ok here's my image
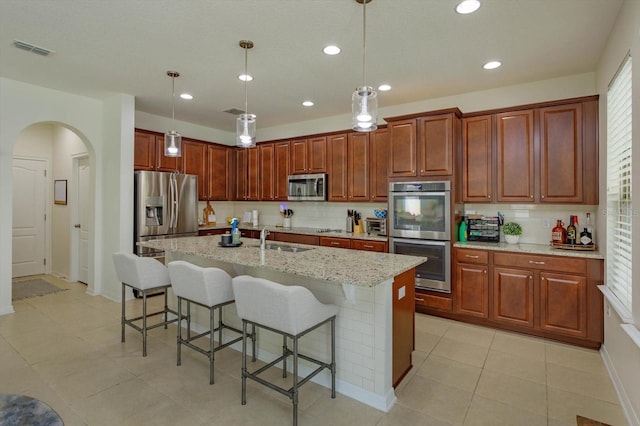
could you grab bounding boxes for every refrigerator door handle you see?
[173,173,179,228]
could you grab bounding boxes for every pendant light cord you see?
[362,0,367,88]
[171,74,176,126]
[244,46,249,115]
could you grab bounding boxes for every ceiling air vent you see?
[224,108,245,116]
[12,39,55,56]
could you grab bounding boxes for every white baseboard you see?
[0,304,15,316]
[600,344,640,426]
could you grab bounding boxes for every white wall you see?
[595,1,640,424]
[0,77,134,314]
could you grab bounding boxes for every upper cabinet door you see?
[289,139,307,174]
[496,110,535,202]
[274,142,290,200]
[181,140,208,200]
[207,144,231,201]
[388,119,417,177]
[418,114,455,176]
[246,147,260,201]
[308,136,327,173]
[347,132,370,201]
[327,133,348,201]
[370,128,390,201]
[462,115,493,202]
[259,143,275,201]
[539,103,583,203]
[134,131,156,171]
[155,136,182,173]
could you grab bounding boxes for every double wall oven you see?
[389,181,451,293]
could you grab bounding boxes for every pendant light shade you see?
[164,71,182,157]
[352,0,377,132]
[236,40,256,148]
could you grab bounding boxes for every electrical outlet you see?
[542,218,551,228]
[607,304,611,317]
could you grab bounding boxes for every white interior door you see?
[12,158,47,278]
[76,156,90,284]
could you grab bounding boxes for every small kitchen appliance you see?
[364,218,387,236]
[467,217,501,242]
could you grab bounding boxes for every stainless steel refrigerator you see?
[134,171,199,261]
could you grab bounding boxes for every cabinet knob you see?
[529,276,533,280]
[465,255,479,259]
[483,270,487,274]
[541,195,545,199]
[415,297,425,302]
[488,194,491,199]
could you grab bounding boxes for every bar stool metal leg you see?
[282,335,288,378]
[292,335,299,426]
[241,320,248,405]
[121,284,126,343]
[177,297,182,366]
[331,317,336,398]
[142,291,148,357]
[164,290,169,329]
[209,304,215,385]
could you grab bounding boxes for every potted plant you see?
[503,222,523,244]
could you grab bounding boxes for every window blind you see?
[607,54,632,312]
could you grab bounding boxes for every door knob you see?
[74,224,81,228]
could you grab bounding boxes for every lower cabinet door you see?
[491,267,535,328]
[454,263,488,318]
[539,271,588,338]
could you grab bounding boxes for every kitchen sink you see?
[263,243,313,253]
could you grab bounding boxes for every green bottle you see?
[459,216,468,242]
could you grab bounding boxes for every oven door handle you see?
[390,237,449,246]
[390,191,448,197]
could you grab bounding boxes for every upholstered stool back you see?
[168,261,233,308]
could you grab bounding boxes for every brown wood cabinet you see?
[319,236,351,249]
[347,132,370,201]
[350,239,387,252]
[289,136,327,174]
[388,119,417,177]
[369,128,389,201]
[462,97,599,205]
[454,248,489,318]
[496,110,535,202]
[182,139,208,200]
[134,131,156,171]
[392,268,415,387]
[462,115,493,202]
[274,141,290,200]
[327,133,348,201]
[207,144,232,200]
[259,143,275,200]
[417,113,457,176]
[198,228,228,236]
[235,147,259,201]
[447,248,602,348]
[539,103,583,203]
[273,232,319,246]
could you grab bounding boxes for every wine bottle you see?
[580,228,593,246]
[566,216,577,245]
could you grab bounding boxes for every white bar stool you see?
[112,252,179,357]
[168,261,255,384]
[232,275,338,426]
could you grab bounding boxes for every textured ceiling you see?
[0,0,623,131]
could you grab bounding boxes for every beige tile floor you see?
[0,275,629,426]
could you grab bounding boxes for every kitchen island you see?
[139,235,426,412]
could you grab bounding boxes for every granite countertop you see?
[140,235,424,287]
[454,241,604,260]
[198,224,387,242]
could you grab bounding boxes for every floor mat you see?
[0,393,63,425]
[12,279,67,300]
[577,415,613,426]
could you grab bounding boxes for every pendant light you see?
[236,40,256,148]
[164,71,182,157]
[352,0,377,132]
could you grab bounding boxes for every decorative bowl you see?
[374,209,387,219]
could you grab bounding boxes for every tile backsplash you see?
[199,201,387,231]
[463,204,599,245]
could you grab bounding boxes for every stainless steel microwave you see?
[287,173,327,201]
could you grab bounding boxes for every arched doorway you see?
[11,122,94,290]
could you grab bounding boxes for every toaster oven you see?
[364,218,387,236]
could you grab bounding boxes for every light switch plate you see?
[398,286,406,300]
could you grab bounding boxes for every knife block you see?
[353,221,365,234]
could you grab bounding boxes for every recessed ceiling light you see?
[238,74,253,81]
[302,101,314,107]
[483,61,502,70]
[323,45,341,55]
[180,93,193,100]
[378,84,391,91]
[455,0,481,14]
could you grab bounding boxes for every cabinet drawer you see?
[351,240,387,252]
[198,228,228,236]
[415,292,452,311]
[273,233,319,245]
[319,237,351,249]
[456,248,489,264]
[493,252,586,274]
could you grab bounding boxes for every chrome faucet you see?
[260,227,270,250]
